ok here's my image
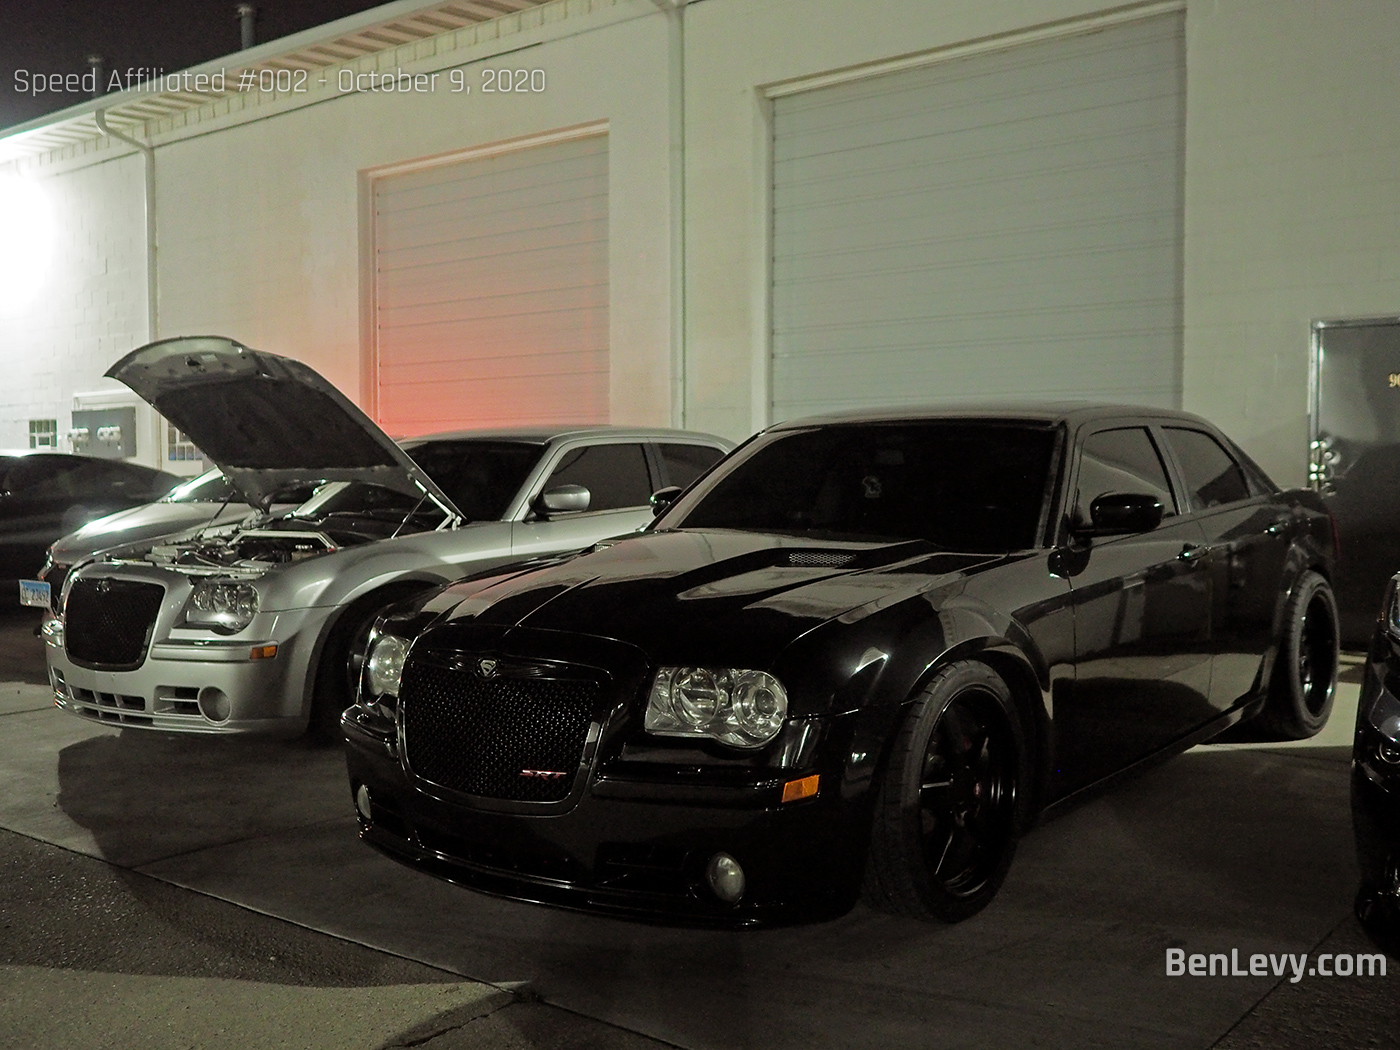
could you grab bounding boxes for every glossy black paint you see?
[0,453,179,593]
[1352,586,1400,959]
[344,404,1335,925]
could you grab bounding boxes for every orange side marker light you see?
[781,774,820,803]
[249,644,278,660]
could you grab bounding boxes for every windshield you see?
[162,470,235,503]
[669,421,1058,551]
[401,439,545,522]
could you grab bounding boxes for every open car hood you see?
[107,337,462,517]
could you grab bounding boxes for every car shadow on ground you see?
[54,729,350,869]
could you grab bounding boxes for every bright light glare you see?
[0,175,55,315]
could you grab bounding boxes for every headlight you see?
[184,580,259,633]
[645,667,788,748]
[364,634,409,698]
[1367,684,1400,758]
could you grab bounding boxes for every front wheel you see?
[864,661,1023,922]
[1261,570,1339,740]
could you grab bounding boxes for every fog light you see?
[705,852,745,903]
[355,783,372,821]
[197,686,231,723]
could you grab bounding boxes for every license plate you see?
[18,580,50,608]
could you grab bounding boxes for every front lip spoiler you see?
[357,819,796,929]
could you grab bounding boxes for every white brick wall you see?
[0,154,151,459]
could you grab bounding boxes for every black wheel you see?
[864,661,1023,922]
[1261,570,1338,740]
[306,585,430,742]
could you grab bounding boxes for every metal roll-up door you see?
[771,14,1185,422]
[374,134,609,434]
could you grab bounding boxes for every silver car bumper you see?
[44,603,323,737]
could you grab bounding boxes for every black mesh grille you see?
[400,659,599,803]
[65,577,164,670]
[788,551,856,568]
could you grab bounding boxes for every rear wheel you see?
[1261,570,1338,740]
[306,585,431,742]
[864,661,1023,922]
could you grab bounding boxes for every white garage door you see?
[771,14,1185,422]
[373,133,609,434]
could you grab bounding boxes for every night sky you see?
[0,0,393,130]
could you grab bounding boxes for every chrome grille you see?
[400,658,599,803]
[64,577,164,670]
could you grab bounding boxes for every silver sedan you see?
[45,337,731,738]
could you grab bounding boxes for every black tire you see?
[306,585,430,742]
[1261,570,1339,740]
[864,661,1023,923]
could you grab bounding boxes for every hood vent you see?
[787,551,857,568]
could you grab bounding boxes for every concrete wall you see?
[1182,0,1400,486]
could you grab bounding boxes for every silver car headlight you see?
[645,667,788,748]
[364,634,409,698]
[184,580,259,633]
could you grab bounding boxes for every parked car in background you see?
[1353,573,1400,959]
[1,451,180,602]
[36,470,320,616]
[45,336,732,739]
[345,404,1337,926]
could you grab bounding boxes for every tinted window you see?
[402,440,544,522]
[659,443,724,488]
[3,457,173,502]
[3,456,84,497]
[1163,427,1251,508]
[1075,428,1176,524]
[673,423,1057,551]
[544,443,653,512]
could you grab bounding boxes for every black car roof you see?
[768,402,1215,431]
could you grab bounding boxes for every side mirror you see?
[650,486,683,516]
[1079,492,1164,537]
[535,484,591,516]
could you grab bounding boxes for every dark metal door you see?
[1311,317,1400,646]
[1055,425,1214,792]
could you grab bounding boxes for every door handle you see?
[1178,542,1208,563]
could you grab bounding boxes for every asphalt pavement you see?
[0,606,1397,1049]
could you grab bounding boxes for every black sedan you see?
[344,405,1338,925]
[2,452,180,599]
[1353,573,1400,959]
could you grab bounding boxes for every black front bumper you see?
[342,707,869,927]
[1351,643,1400,957]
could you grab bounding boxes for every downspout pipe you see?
[94,109,157,342]
[652,0,688,427]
